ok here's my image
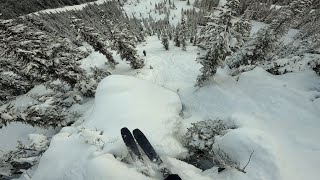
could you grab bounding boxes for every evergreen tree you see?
[289,0,312,27]
[161,33,169,50]
[225,1,297,75]
[0,18,89,102]
[195,1,235,86]
[225,27,278,74]
[269,8,293,37]
[196,33,230,87]
[174,25,181,47]
[233,17,251,48]
[106,19,145,69]
[71,16,117,69]
[243,1,272,21]
[196,0,250,86]
[194,0,219,11]
[180,18,188,51]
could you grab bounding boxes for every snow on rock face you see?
[32,75,184,180]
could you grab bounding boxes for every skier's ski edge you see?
[120,127,181,180]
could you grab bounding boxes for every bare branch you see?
[241,150,254,173]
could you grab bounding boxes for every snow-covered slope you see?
[2,0,319,180]
[32,75,185,180]
[31,36,320,180]
[137,37,320,180]
[123,0,196,25]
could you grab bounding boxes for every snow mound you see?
[215,128,281,180]
[32,75,184,180]
[180,67,320,180]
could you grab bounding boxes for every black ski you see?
[121,127,143,161]
[132,128,172,178]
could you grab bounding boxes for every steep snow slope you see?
[31,36,320,180]
[123,0,197,25]
[2,0,319,179]
[32,75,185,180]
[136,37,320,180]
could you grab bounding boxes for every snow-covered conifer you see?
[161,33,169,50]
[1,134,50,177]
[71,16,117,69]
[289,0,312,27]
[233,17,251,48]
[225,27,278,74]
[181,119,237,170]
[180,18,188,51]
[107,20,145,69]
[174,25,181,47]
[196,0,248,86]
[0,18,88,102]
[269,8,293,37]
[196,33,230,87]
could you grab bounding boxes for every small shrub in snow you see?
[0,89,83,129]
[77,127,105,150]
[183,120,232,151]
[212,147,254,173]
[181,119,253,173]
[75,67,111,97]
[309,59,320,76]
[0,134,50,177]
[212,147,239,169]
[181,119,237,170]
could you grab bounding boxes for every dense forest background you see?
[0,0,96,19]
[0,0,320,179]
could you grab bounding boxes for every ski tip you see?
[121,127,130,134]
[218,167,225,173]
[132,128,142,135]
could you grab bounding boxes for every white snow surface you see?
[123,0,197,25]
[3,1,319,179]
[32,75,185,180]
[0,85,57,158]
[31,36,320,180]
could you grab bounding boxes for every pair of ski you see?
[121,128,173,179]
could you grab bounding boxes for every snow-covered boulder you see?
[32,75,184,180]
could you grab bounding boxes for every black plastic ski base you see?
[121,127,142,161]
[133,129,171,178]
[132,129,162,164]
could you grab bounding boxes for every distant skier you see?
[143,50,146,56]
